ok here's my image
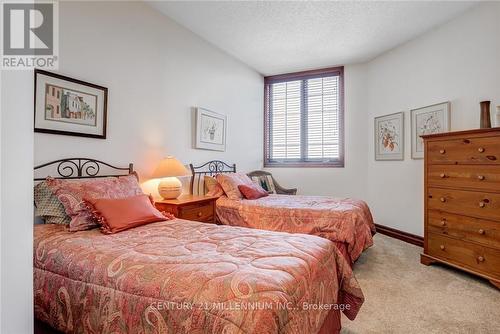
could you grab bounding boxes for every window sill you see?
[264,161,344,168]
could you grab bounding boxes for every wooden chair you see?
[247,170,297,195]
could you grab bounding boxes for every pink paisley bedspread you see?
[34,220,364,334]
[216,195,376,263]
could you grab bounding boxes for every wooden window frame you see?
[264,66,345,168]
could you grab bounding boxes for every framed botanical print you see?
[195,107,227,151]
[34,69,108,139]
[375,112,404,161]
[411,102,450,159]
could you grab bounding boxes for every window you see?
[264,66,344,167]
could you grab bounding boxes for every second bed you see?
[190,160,376,265]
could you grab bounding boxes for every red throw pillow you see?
[85,194,172,234]
[238,184,269,200]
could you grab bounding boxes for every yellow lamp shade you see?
[152,156,190,178]
[152,156,190,200]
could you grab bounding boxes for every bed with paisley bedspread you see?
[216,194,376,265]
[34,218,364,334]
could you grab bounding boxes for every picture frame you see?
[195,107,227,151]
[34,69,108,139]
[374,112,405,161]
[411,102,450,159]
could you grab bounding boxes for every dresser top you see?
[421,127,500,140]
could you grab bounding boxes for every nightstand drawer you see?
[154,195,217,224]
[180,203,214,222]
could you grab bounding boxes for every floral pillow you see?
[216,173,253,200]
[204,175,225,197]
[46,173,144,232]
[34,181,71,225]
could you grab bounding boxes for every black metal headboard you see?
[189,160,236,195]
[34,158,134,181]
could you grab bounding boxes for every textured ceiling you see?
[149,1,477,76]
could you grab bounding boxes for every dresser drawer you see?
[428,210,500,249]
[428,165,500,192]
[428,188,500,221]
[427,137,500,165]
[180,202,214,222]
[427,233,500,278]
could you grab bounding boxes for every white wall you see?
[34,1,263,196]
[365,2,500,236]
[0,64,2,333]
[1,70,34,333]
[266,64,369,199]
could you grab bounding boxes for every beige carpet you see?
[341,234,500,334]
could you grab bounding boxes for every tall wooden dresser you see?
[421,128,500,289]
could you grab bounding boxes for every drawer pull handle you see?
[197,212,203,217]
[440,173,446,178]
[440,197,446,203]
[478,147,485,153]
[479,201,486,208]
[440,220,446,227]
[439,149,446,154]
[478,229,485,235]
[477,175,485,181]
[477,256,485,263]
[440,245,445,250]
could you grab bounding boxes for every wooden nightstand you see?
[154,195,218,224]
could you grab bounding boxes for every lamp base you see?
[158,177,182,199]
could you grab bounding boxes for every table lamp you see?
[152,156,191,199]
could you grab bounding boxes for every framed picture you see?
[375,112,404,161]
[411,102,450,159]
[34,69,108,139]
[195,107,227,151]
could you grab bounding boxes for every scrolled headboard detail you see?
[189,160,236,195]
[34,158,134,181]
